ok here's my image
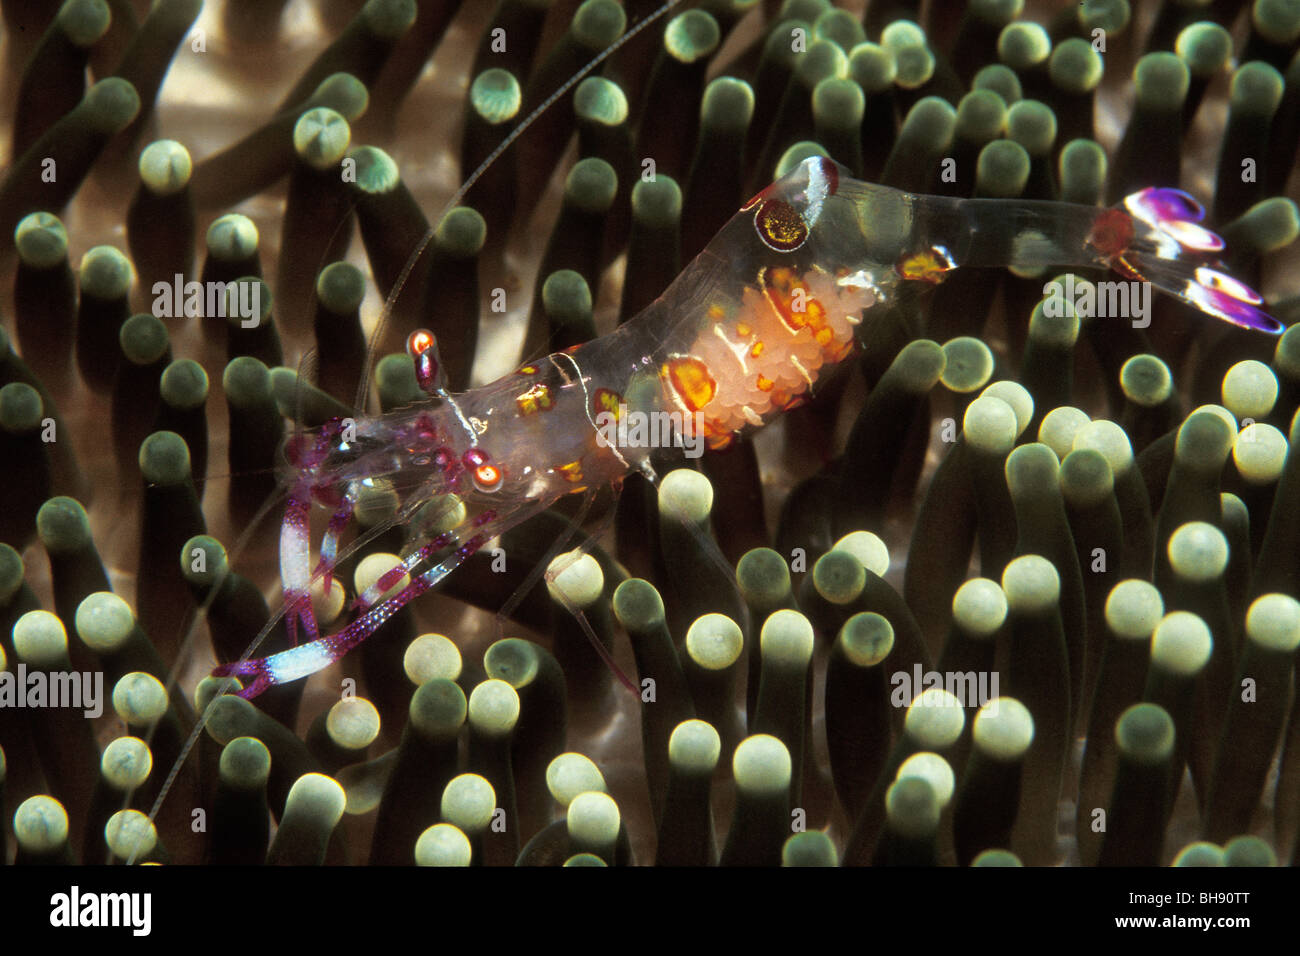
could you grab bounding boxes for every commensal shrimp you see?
[212,154,1280,700]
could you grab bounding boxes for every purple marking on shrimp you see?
[379,563,411,593]
[1195,266,1264,304]
[1158,218,1225,253]
[289,419,342,470]
[219,531,485,698]
[1186,283,1284,333]
[1122,187,1228,253]
[456,534,487,559]
[413,350,439,393]
[413,412,439,443]
[1127,187,1205,224]
[354,538,444,612]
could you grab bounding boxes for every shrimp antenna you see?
[353,0,685,413]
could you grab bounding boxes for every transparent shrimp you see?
[138,20,1283,851]
[209,155,1281,700]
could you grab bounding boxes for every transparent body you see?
[218,157,1277,697]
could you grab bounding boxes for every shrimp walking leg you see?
[314,493,356,596]
[215,499,552,697]
[277,416,357,645]
[278,489,319,646]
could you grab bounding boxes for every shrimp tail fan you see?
[911,173,1283,333]
[1101,187,1284,334]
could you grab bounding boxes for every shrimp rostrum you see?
[216,155,1280,699]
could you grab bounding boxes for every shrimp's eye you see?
[407,329,435,356]
[407,329,444,394]
[473,464,503,492]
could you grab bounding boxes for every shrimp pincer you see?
[214,155,1281,699]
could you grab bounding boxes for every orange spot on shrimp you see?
[735,321,751,337]
[515,364,539,376]
[708,304,726,321]
[1111,254,1146,282]
[1087,208,1136,259]
[473,464,503,492]
[761,266,819,334]
[895,247,956,283]
[514,383,553,416]
[758,265,855,370]
[756,373,774,392]
[663,355,717,412]
[556,461,584,484]
[750,341,764,359]
[591,387,623,420]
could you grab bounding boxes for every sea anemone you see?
[0,0,1298,880]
